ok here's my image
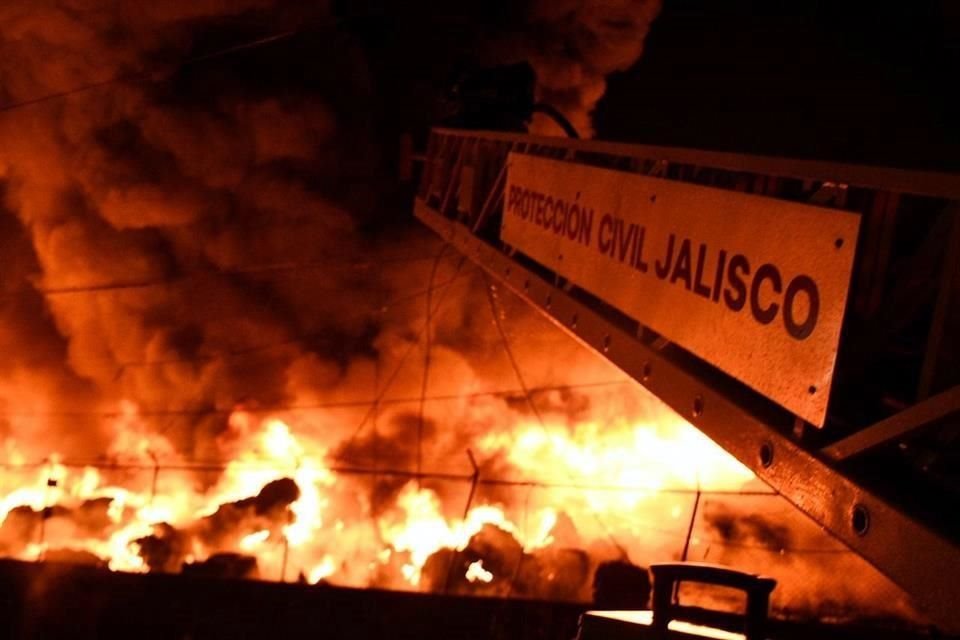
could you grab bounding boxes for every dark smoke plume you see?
[0,2,403,462]
[486,0,663,137]
[0,0,663,466]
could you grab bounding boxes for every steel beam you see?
[823,385,960,461]
[432,128,960,200]
[415,199,960,633]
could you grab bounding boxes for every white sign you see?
[502,153,860,426]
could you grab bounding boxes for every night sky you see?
[336,0,960,170]
[142,0,960,197]
[595,0,960,169]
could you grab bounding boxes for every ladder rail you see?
[413,127,960,632]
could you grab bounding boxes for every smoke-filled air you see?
[0,0,921,625]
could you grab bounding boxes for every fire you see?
[377,483,560,585]
[478,417,753,495]
[465,559,493,583]
[240,529,270,551]
[0,396,759,600]
[308,554,336,584]
[0,393,922,621]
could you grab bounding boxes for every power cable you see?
[332,252,470,462]
[2,252,459,300]
[481,272,632,578]
[0,458,776,499]
[111,266,476,374]
[415,243,449,485]
[0,380,632,420]
[0,29,304,116]
[531,103,580,139]
[697,538,852,555]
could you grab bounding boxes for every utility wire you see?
[0,29,304,115]
[0,381,631,420]
[1,252,459,299]
[482,272,632,570]
[1,259,476,389]
[0,458,776,498]
[415,243,449,485]
[111,266,476,373]
[698,538,851,555]
[4,264,478,402]
[332,252,470,462]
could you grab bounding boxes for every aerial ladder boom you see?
[413,127,960,632]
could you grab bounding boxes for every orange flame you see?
[1,400,753,583]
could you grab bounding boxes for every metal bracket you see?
[822,385,960,461]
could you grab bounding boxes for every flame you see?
[308,554,336,584]
[465,560,493,583]
[0,391,917,623]
[478,417,754,496]
[240,529,270,551]
[0,398,759,599]
[379,483,562,585]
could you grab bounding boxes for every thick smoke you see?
[0,0,663,465]
[0,1,395,461]
[490,0,662,137]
